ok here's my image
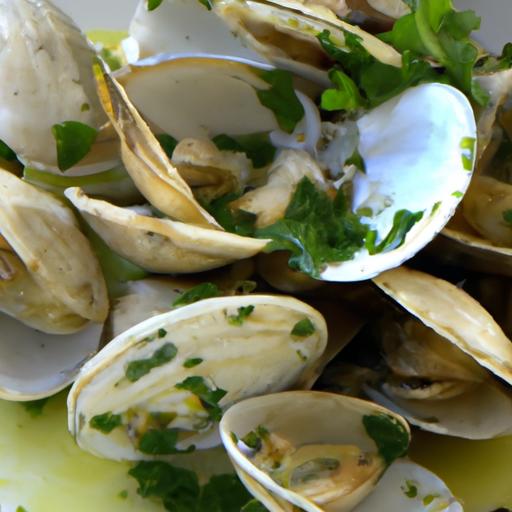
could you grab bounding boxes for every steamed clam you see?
[68,293,327,460]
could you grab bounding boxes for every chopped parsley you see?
[256,177,368,277]
[147,0,164,10]
[175,376,227,422]
[240,425,269,452]
[321,68,364,111]
[431,201,442,215]
[0,139,17,161]
[452,191,464,198]
[125,343,178,382]
[204,194,257,237]
[504,210,512,226]
[99,48,122,72]
[158,329,167,338]
[402,480,419,498]
[291,318,316,337]
[173,283,220,307]
[255,69,305,134]
[138,428,195,455]
[89,412,123,434]
[21,398,49,418]
[228,305,255,326]
[423,494,440,506]
[460,136,476,171]
[129,461,253,512]
[365,209,424,255]
[156,133,178,159]
[118,490,128,500]
[51,121,98,172]
[362,414,410,466]
[213,132,276,168]
[197,0,212,10]
[184,358,203,368]
[296,350,308,362]
[16,507,28,512]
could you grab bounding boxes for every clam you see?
[220,391,460,511]
[357,266,512,439]
[68,294,327,460]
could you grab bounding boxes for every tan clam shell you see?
[0,169,108,330]
[94,67,219,227]
[65,187,268,274]
[68,295,328,460]
[220,390,410,512]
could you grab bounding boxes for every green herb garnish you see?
[184,358,203,368]
[291,318,316,337]
[52,121,98,172]
[147,0,164,10]
[0,139,17,161]
[21,398,49,418]
[321,68,364,111]
[228,305,255,326]
[255,69,305,133]
[173,283,220,307]
[125,343,178,382]
[118,490,128,500]
[175,376,227,422]
[89,412,123,434]
[204,194,257,237]
[138,428,195,455]
[156,133,178,159]
[503,210,512,225]
[402,480,419,498]
[213,132,276,168]
[460,136,476,171]
[362,413,410,466]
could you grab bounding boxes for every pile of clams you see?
[1,0,512,510]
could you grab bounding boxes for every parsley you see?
[147,0,164,10]
[362,414,410,466]
[213,132,276,168]
[402,480,419,498]
[158,329,167,338]
[452,191,463,198]
[175,376,227,422]
[138,428,195,455]
[204,194,257,237]
[99,48,122,71]
[118,490,128,499]
[242,501,269,512]
[255,69,305,133]
[228,305,255,326]
[16,507,28,512]
[423,494,440,506]
[365,209,424,255]
[256,178,368,277]
[460,136,476,171]
[241,426,269,451]
[173,283,220,307]
[21,398,49,418]
[156,133,178,159]
[89,412,123,434]
[129,461,252,512]
[184,358,203,368]
[346,148,366,173]
[503,210,512,225]
[321,68,364,111]
[291,318,316,337]
[125,343,178,382]
[0,139,16,161]
[477,42,512,73]
[197,0,212,10]
[51,121,98,172]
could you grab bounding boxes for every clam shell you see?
[220,390,410,511]
[68,295,327,460]
[65,187,268,273]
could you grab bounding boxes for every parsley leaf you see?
[363,414,410,466]
[291,318,316,337]
[21,398,49,418]
[321,69,365,111]
[184,358,203,368]
[156,133,178,159]
[175,376,227,423]
[173,283,220,307]
[138,429,195,455]
[255,70,305,134]
[89,412,123,434]
[503,209,512,226]
[125,343,178,382]
[204,194,257,237]
[198,474,253,512]
[256,178,368,277]
[51,121,98,172]
[197,0,212,10]
[227,305,255,326]
[147,0,164,10]
[0,139,17,161]
[213,132,276,168]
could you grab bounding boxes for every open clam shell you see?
[367,266,512,439]
[68,295,327,460]
[0,170,109,331]
[219,390,410,511]
[65,187,268,274]
[0,0,106,169]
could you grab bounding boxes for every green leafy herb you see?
[213,132,276,168]
[156,133,179,159]
[256,69,305,133]
[431,201,442,215]
[346,148,366,173]
[291,318,316,337]
[198,474,253,512]
[147,0,164,10]
[89,412,123,434]
[452,191,463,198]
[158,329,167,338]
[125,343,178,382]
[184,358,203,368]
[16,507,28,512]
[197,0,212,10]
[402,480,419,498]
[227,305,255,326]
[256,177,369,277]
[138,428,196,455]
[460,136,476,171]
[240,425,269,452]
[362,414,410,466]
[118,490,128,500]
[477,42,512,73]
[175,376,227,422]
[365,209,424,255]
[21,398,49,418]
[204,193,257,237]
[0,139,17,161]
[503,210,512,226]
[52,121,98,172]
[321,68,365,111]
[173,283,220,307]
[242,500,269,512]
[423,494,440,506]
[99,48,122,71]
